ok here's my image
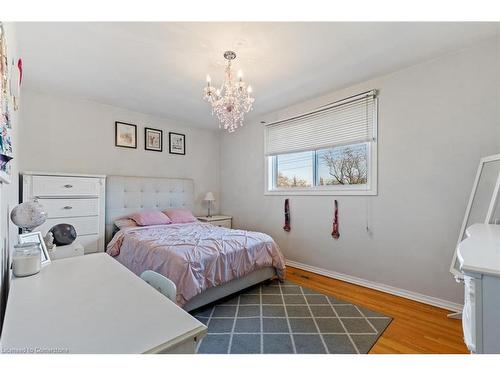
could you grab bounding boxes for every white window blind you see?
[265,90,377,156]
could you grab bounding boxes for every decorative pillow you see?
[129,210,172,226]
[163,208,197,224]
[114,218,138,229]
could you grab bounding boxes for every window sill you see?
[264,189,377,196]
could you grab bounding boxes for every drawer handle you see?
[64,184,73,188]
[63,206,73,210]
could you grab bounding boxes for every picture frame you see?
[145,127,163,152]
[169,132,185,155]
[18,231,51,265]
[115,121,137,149]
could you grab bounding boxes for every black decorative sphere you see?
[49,224,77,246]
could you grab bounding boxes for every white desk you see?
[458,224,500,277]
[0,253,206,354]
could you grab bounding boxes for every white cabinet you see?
[22,172,106,254]
[196,215,232,228]
[457,224,500,353]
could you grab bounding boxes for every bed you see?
[105,175,285,311]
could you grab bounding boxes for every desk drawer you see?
[32,176,100,197]
[39,198,99,218]
[160,338,197,354]
[38,216,99,237]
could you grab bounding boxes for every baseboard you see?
[285,259,463,313]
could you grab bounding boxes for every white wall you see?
[220,36,500,306]
[11,32,500,310]
[0,22,20,332]
[18,90,221,215]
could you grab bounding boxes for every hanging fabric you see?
[9,58,21,111]
[283,198,291,232]
[332,200,340,239]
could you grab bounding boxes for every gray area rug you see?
[192,279,392,354]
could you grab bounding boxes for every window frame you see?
[264,96,378,196]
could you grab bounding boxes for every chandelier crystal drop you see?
[203,51,255,133]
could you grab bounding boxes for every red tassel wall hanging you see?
[331,199,340,239]
[283,198,291,232]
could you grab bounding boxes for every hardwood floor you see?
[285,266,468,354]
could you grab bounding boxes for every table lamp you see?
[203,192,215,218]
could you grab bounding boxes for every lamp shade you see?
[204,192,215,202]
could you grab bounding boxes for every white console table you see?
[0,253,206,354]
[457,223,500,353]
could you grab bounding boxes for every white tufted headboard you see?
[105,175,194,243]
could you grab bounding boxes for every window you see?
[265,91,377,195]
[317,143,369,186]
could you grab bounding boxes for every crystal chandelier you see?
[203,51,255,133]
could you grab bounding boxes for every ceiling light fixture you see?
[203,51,255,133]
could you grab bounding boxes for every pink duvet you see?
[106,222,286,306]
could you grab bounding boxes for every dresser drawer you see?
[78,234,100,254]
[32,176,101,197]
[38,198,99,218]
[38,216,99,237]
[212,219,232,228]
[51,242,85,260]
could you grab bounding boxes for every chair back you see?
[140,270,177,303]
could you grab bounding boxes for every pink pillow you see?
[163,208,197,224]
[129,210,172,226]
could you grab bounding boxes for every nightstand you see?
[49,241,85,260]
[196,215,232,229]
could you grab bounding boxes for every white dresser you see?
[457,223,500,353]
[22,172,106,254]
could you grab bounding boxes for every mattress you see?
[106,222,286,306]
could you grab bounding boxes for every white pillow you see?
[114,218,138,229]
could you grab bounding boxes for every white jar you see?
[12,242,41,277]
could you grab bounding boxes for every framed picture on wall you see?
[115,121,137,149]
[169,132,185,155]
[145,127,163,152]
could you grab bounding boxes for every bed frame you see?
[105,175,276,311]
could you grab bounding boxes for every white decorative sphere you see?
[10,201,48,231]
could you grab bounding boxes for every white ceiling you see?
[16,22,500,129]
